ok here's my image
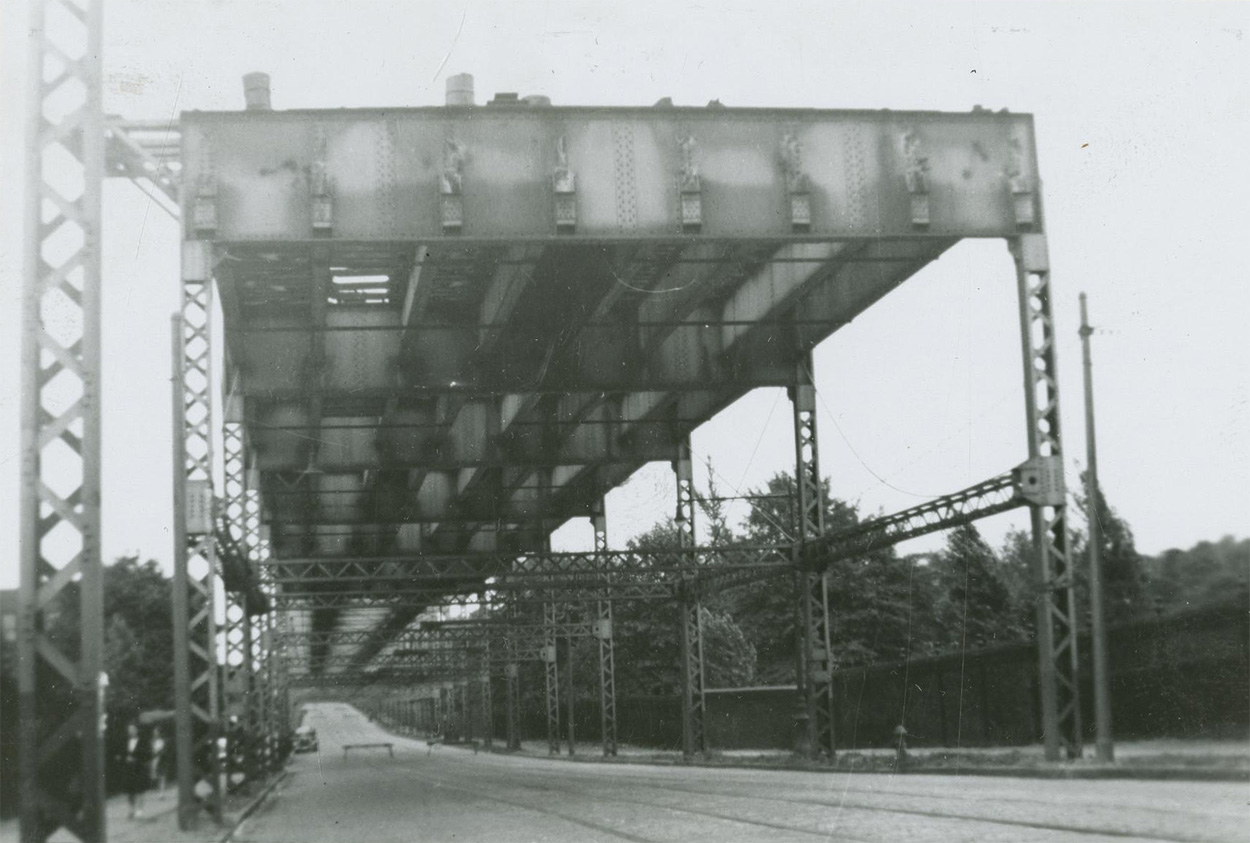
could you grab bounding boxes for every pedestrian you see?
[149,727,168,795]
[117,721,152,819]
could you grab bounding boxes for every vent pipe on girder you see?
[243,72,271,110]
[445,73,475,106]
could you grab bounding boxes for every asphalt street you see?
[232,703,1246,843]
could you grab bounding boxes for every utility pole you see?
[1080,292,1115,763]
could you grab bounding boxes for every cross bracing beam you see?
[697,464,1039,596]
[287,671,493,688]
[263,544,788,584]
[247,409,687,471]
[801,467,1030,569]
[275,621,595,649]
[273,582,674,608]
[235,321,800,396]
[103,117,181,213]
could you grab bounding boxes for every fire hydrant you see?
[893,723,909,771]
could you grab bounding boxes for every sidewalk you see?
[481,736,1250,781]
[0,777,284,843]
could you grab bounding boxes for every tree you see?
[100,557,175,721]
[608,519,758,695]
[724,472,944,678]
[1145,536,1249,614]
[1076,477,1151,625]
[935,524,1030,650]
[701,608,757,688]
[998,528,1039,636]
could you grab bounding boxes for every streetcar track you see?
[481,755,1219,823]
[453,761,1216,843]
[404,766,655,843]
[499,777,876,841]
[296,710,1237,843]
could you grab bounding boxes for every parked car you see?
[294,725,319,753]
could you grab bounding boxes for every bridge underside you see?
[174,102,1075,794]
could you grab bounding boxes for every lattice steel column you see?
[674,441,706,758]
[18,1,107,839]
[480,645,494,750]
[564,605,577,756]
[172,245,223,828]
[1012,234,1082,760]
[246,478,272,773]
[792,354,834,760]
[542,598,561,755]
[221,410,254,791]
[266,571,291,770]
[592,498,618,757]
[504,600,522,750]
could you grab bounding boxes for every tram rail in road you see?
[228,703,1246,843]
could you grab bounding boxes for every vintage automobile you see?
[293,724,319,754]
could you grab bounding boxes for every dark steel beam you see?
[182,108,1041,241]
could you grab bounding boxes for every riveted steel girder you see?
[180,108,1039,240]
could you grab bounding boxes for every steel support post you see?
[18,1,107,838]
[173,245,223,827]
[543,597,561,755]
[504,660,521,749]
[1012,234,1082,760]
[221,416,255,791]
[480,646,494,749]
[247,488,273,773]
[675,441,706,759]
[505,600,522,750]
[565,606,577,756]
[792,355,834,760]
[1080,294,1115,763]
[592,499,618,757]
[267,589,290,769]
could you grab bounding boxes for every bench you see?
[343,742,394,758]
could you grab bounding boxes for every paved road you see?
[234,703,1245,843]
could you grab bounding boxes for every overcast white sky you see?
[1,1,1247,588]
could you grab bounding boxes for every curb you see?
[476,745,1249,783]
[218,771,289,843]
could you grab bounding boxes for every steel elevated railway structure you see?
[18,4,1083,838]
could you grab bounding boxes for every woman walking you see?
[149,727,168,795]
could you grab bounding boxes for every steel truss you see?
[1013,234,1082,759]
[18,0,107,838]
[172,249,223,828]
